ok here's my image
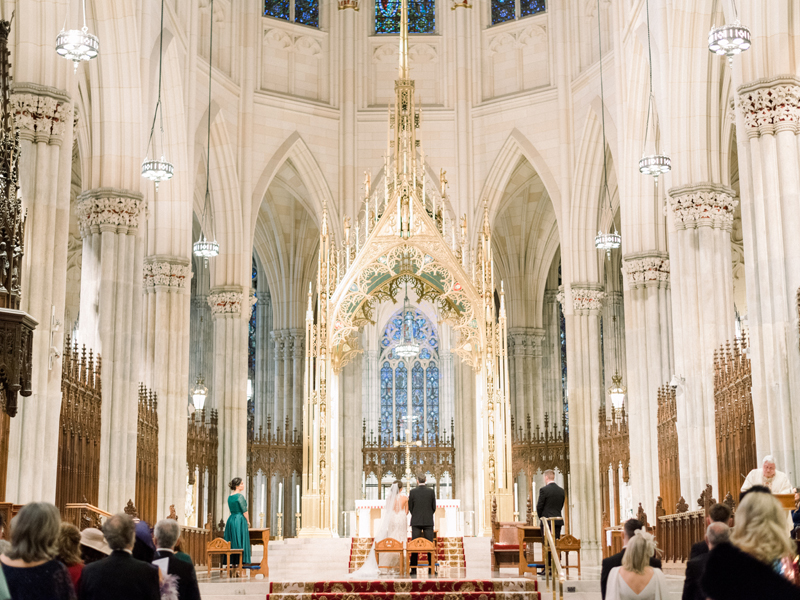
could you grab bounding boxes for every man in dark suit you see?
[153,519,201,600]
[683,522,729,600]
[408,473,437,575]
[536,469,565,537]
[600,518,662,600]
[80,513,160,600]
[689,502,731,560]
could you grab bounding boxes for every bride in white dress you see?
[351,480,408,578]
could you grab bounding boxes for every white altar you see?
[352,498,462,538]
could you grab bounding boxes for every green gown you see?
[223,493,251,564]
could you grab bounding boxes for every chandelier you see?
[708,22,750,64]
[639,0,670,181]
[193,0,220,264]
[593,0,621,260]
[394,280,420,359]
[608,371,626,411]
[55,0,99,72]
[142,0,173,188]
[191,376,208,411]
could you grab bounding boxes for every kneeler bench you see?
[375,538,406,577]
[206,537,242,578]
[491,521,523,571]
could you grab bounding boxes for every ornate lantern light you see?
[191,376,208,411]
[56,0,99,72]
[639,0,670,181]
[394,280,420,359]
[608,371,626,411]
[708,21,751,66]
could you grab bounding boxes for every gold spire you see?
[399,0,409,79]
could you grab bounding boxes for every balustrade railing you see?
[180,524,211,566]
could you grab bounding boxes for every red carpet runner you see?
[349,537,467,572]
[267,579,540,600]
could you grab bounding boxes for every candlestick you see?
[295,512,301,535]
[259,512,264,528]
[296,484,300,513]
[278,482,283,514]
[276,512,283,541]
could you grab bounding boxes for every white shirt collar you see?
[156,548,175,554]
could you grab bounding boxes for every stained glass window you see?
[249,260,257,380]
[379,307,440,442]
[559,301,568,431]
[375,0,435,34]
[264,0,318,28]
[491,0,545,25]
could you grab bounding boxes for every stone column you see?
[735,77,800,479]
[362,349,379,433]
[271,331,285,428]
[601,291,626,393]
[452,0,474,216]
[508,327,545,427]
[559,285,604,562]
[620,254,672,516]
[189,294,214,408]
[7,85,73,503]
[292,330,304,433]
[667,184,736,500]
[208,288,252,515]
[254,291,270,430]
[74,188,146,512]
[542,290,562,422]
[142,258,192,519]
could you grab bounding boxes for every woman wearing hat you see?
[79,528,111,565]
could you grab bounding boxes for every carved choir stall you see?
[135,385,158,525]
[598,404,630,530]
[0,20,36,500]
[187,409,219,530]
[511,413,570,528]
[714,336,756,503]
[362,418,456,498]
[55,337,102,510]
[656,384,680,515]
[247,416,302,537]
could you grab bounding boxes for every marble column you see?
[142,258,192,520]
[208,288,252,516]
[362,349,379,434]
[601,291,626,394]
[189,294,214,408]
[271,331,286,429]
[291,329,304,433]
[74,188,146,512]
[666,184,736,500]
[507,327,545,428]
[542,290,563,422]
[559,285,604,562]
[254,290,273,432]
[620,254,672,516]
[7,84,73,503]
[735,76,800,480]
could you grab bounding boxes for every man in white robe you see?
[741,455,793,494]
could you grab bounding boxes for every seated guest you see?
[741,455,792,494]
[601,519,662,600]
[690,503,731,560]
[605,528,666,600]
[56,523,84,591]
[79,528,111,565]
[152,519,201,600]
[79,513,160,600]
[0,502,75,600]
[682,522,729,600]
[133,519,156,563]
[173,539,193,564]
[702,491,800,600]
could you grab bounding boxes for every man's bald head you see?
[705,522,730,550]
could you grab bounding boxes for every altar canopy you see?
[298,0,513,537]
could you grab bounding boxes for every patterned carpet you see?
[349,537,467,572]
[267,579,540,600]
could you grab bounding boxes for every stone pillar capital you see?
[667,183,738,231]
[507,327,545,357]
[10,83,71,146]
[143,257,192,290]
[76,188,147,237]
[621,252,670,289]
[207,287,253,317]
[558,285,605,314]
[737,75,800,138]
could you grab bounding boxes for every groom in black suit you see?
[408,473,436,575]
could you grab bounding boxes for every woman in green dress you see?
[223,477,251,565]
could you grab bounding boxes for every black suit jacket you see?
[702,542,800,600]
[80,550,160,600]
[682,552,710,600]
[536,482,565,519]
[689,539,709,561]
[600,549,662,600]
[408,484,436,527]
[153,550,201,600]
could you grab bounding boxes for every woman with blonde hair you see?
[702,490,800,599]
[605,528,667,600]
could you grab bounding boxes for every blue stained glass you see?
[491,0,514,24]
[249,260,257,380]
[375,0,435,34]
[395,362,408,437]
[559,301,568,431]
[419,348,431,360]
[264,0,290,20]
[426,364,439,439]
[412,362,424,438]
[295,0,319,26]
[381,362,394,439]
[519,0,546,17]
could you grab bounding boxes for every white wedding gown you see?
[350,484,408,578]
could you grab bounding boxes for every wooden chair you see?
[490,498,522,571]
[375,538,406,576]
[556,534,581,579]
[205,537,243,578]
[407,537,436,576]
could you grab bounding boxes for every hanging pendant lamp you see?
[708,2,751,67]
[56,0,99,72]
[593,0,621,259]
[394,279,420,359]
[638,0,671,180]
[607,316,627,415]
[193,0,220,264]
[142,0,174,188]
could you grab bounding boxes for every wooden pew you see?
[248,528,269,576]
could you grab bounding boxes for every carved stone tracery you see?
[76,188,147,237]
[143,260,192,289]
[737,76,800,137]
[668,184,738,231]
[621,254,670,288]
